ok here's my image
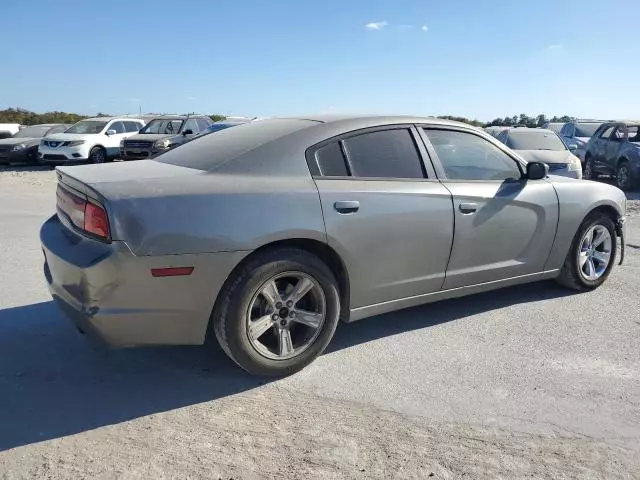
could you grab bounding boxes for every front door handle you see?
[459,202,478,214]
[334,200,360,214]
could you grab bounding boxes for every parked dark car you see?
[584,121,640,190]
[0,124,70,165]
[120,115,213,160]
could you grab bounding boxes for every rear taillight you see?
[84,202,110,239]
[57,184,111,241]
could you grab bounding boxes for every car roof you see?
[508,128,556,135]
[276,113,474,129]
[83,117,145,122]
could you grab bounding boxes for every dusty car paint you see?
[41,115,627,348]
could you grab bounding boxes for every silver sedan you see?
[41,115,627,376]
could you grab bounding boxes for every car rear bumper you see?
[41,214,248,348]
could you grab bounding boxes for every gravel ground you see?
[0,167,639,479]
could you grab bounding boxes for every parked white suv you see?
[39,117,145,164]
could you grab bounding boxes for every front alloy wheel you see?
[617,162,633,190]
[577,224,612,282]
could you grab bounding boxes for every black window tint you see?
[109,121,125,134]
[315,142,348,176]
[342,129,424,179]
[600,126,615,139]
[424,129,522,181]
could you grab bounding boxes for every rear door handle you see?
[459,202,478,214]
[334,200,360,214]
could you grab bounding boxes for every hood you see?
[125,133,181,142]
[514,150,576,164]
[45,132,100,142]
[0,137,41,147]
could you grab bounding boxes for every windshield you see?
[140,119,184,135]
[574,123,602,138]
[65,120,108,134]
[546,123,564,134]
[13,126,51,138]
[507,131,566,151]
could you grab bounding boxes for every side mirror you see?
[106,129,116,136]
[182,129,194,136]
[568,144,578,152]
[526,161,549,180]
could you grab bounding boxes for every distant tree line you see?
[0,108,226,125]
[1,107,574,129]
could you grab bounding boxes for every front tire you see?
[212,248,340,377]
[583,155,597,180]
[556,213,617,291]
[89,146,107,164]
[616,160,635,191]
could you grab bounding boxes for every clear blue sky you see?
[2,0,638,121]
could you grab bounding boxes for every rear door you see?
[310,126,454,309]
[420,127,559,289]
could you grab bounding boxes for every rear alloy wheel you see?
[556,213,617,291]
[616,161,634,191]
[583,156,596,180]
[213,248,340,377]
[89,146,107,164]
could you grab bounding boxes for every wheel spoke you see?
[592,228,608,248]
[261,281,282,309]
[578,250,590,267]
[292,309,323,329]
[585,258,596,278]
[248,315,274,341]
[278,328,294,356]
[286,277,315,306]
[592,251,610,264]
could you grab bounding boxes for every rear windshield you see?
[574,123,602,137]
[507,131,566,151]
[155,118,315,171]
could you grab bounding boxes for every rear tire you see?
[89,146,107,164]
[212,248,340,377]
[556,212,617,291]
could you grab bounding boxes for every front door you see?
[420,127,559,289]
[604,125,626,174]
[310,126,455,309]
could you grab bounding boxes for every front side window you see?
[342,129,425,179]
[123,121,142,133]
[424,129,522,181]
[65,120,108,134]
[599,126,615,139]
[108,121,125,134]
[183,118,199,134]
[196,118,211,132]
[628,125,640,142]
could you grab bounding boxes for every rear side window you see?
[314,142,349,176]
[342,129,425,179]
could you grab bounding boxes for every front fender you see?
[543,180,626,271]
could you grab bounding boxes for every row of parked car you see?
[0,115,255,166]
[485,118,640,190]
